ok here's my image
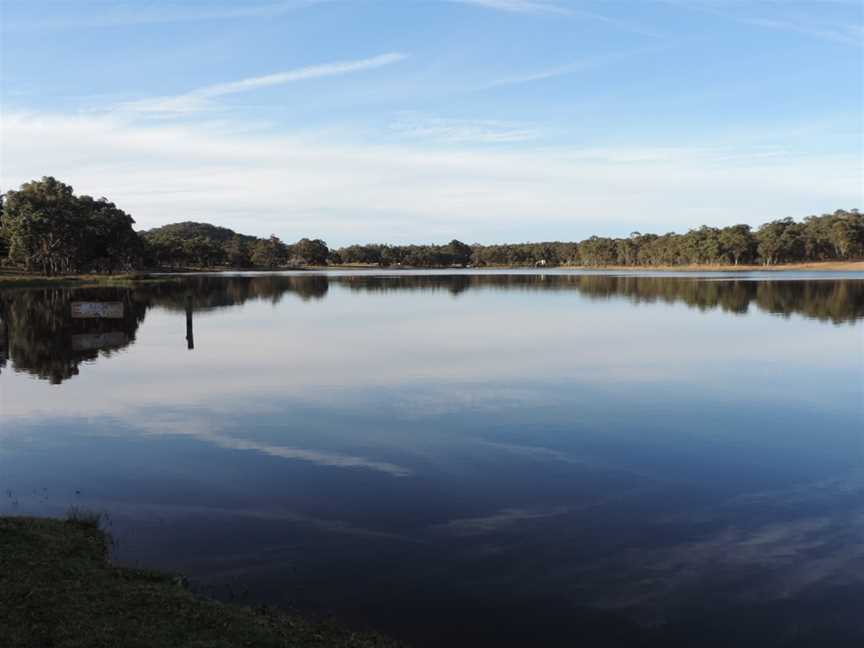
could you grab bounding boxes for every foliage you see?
[0,194,6,259]
[1,178,860,272]
[338,240,474,267]
[141,224,327,269]
[141,222,256,269]
[1,177,141,275]
[291,237,330,265]
[335,211,862,268]
[251,235,290,268]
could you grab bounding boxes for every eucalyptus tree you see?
[719,225,757,265]
[291,238,330,265]
[2,177,80,274]
[224,236,253,267]
[251,235,289,268]
[757,218,805,265]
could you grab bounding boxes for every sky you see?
[1,0,862,246]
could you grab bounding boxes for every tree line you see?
[1,177,861,274]
[0,178,328,275]
[338,215,862,268]
[141,221,329,269]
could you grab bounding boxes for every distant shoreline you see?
[0,260,861,288]
[326,260,864,272]
[562,260,864,272]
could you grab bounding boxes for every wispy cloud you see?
[206,434,412,477]
[450,0,570,14]
[487,60,595,87]
[451,0,661,36]
[741,17,864,46]
[660,0,864,46]
[120,53,408,115]
[390,113,539,144]
[432,507,571,535]
[485,47,664,87]
[3,0,330,30]
[128,412,413,477]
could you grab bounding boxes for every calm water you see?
[1,271,862,647]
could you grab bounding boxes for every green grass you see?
[0,272,193,291]
[0,271,169,289]
[0,515,402,648]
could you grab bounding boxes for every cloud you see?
[3,0,330,30]
[451,0,661,36]
[487,60,596,87]
[660,0,864,46]
[593,477,864,610]
[2,111,860,244]
[90,410,413,478]
[432,507,570,535]
[120,53,408,115]
[449,0,570,14]
[390,114,539,144]
[485,47,669,87]
[741,17,864,46]
[203,433,412,477]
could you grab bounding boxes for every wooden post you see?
[185,295,194,350]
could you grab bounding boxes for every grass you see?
[0,515,402,648]
[1,259,860,287]
[0,270,169,289]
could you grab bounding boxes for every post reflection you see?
[186,294,194,351]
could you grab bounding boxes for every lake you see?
[1,270,862,647]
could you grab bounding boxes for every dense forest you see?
[1,177,861,275]
[336,214,863,268]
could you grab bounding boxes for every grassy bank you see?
[0,515,401,648]
[0,270,169,289]
[0,267,315,288]
[1,259,861,287]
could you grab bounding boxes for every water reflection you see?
[0,287,147,384]
[0,273,861,384]
[0,271,862,647]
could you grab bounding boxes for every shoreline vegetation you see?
[0,178,862,278]
[1,260,862,288]
[0,514,401,648]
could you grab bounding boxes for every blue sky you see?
[1,0,862,245]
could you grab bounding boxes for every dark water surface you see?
[1,271,862,647]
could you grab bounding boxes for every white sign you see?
[71,302,124,319]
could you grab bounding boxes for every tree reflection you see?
[0,287,147,384]
[0,274,859,383]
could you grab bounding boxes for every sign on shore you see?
[71,302,124,319]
